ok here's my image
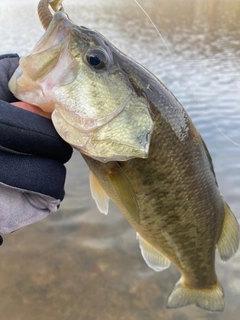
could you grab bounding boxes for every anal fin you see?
[89,170,109,215]
[137,233,170,272]
[217,198,239,262]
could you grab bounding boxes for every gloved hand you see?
[0,53,73,237]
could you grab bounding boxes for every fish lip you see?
[52,11,74,28]
[32,12,75,55]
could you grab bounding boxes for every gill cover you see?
[9,12,154,162]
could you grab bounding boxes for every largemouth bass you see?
[9,0,239,312]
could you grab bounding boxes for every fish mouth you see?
[33,12,75,54]
[33,11,95,57]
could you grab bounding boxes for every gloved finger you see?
[0,54,19,102]
[0,99,72,163]
[0,100,73,205]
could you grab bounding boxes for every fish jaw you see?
[8,11,75,112]
[9,12,154,162]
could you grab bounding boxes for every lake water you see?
[1,0,240,319]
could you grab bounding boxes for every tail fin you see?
[166,278,224,312]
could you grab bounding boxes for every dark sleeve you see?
[0,53,20,102]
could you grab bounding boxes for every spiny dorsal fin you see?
[89,170,109,215]
[216,197,239,262]
[137,233,170,271]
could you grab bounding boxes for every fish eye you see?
[86,48,108,70]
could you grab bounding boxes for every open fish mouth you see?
[9,10,154,162]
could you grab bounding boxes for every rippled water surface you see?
[1,0,240,319]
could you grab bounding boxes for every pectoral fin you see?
[137,233,170,271]
[216,198,239,262]
[89,170,109,215]
[107,163,140,224]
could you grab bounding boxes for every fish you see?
[8,0,240,312]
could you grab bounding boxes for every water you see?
[1,0,240,319]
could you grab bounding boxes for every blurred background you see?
[0,0,240,319]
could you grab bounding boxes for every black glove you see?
[0,53,73,235]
